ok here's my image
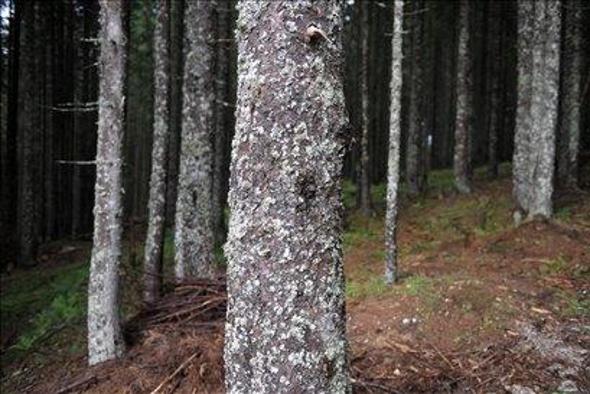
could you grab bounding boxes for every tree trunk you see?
[557,0,582,189]
[487,1,501,178]
[174,0,215,280]
[71,6,84,238]
[224,1,350,392]
[513,0,561,221]
[143,0,171,304]
[385,0,404,285]
[359,0,372,214]
[87,0,127,366]
[406,0,427,196]
[165,0,184,227]
[17,0,38,267]
[212,0,230,248]
[453,0,473,194]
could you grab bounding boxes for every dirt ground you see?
[1,170,589,393]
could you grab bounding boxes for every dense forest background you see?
[2,0,588,270]
[1,0,590,392]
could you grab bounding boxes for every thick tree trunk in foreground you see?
[17,0,38,267]
[143,0,171,304]
[453,0,473,194]
[224,1,349,392]
[385,0,404,285]
[557,0,582,189]
[513,0,560,221]
[87,0,126,366]
[359,0,372,215]
[174,0,215,280]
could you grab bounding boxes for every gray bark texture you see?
[87,0,127,366]
[405,0,427,196]
[453,0,473,194]
[557,0,582,188]
[513,0,561,220]
[17,0,38,267]
[385,0,404,285]
[224,1,350,392]
[359,0,372,215]
[174,0,216,280]
[143,0,171,304]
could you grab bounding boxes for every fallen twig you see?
[149,352,200,394]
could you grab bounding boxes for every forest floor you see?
[1,164,589,393]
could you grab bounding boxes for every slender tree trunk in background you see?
[406,0,426,196]
[87,0,127,366]
[385,0,404,285]
[174,0,215,280]
[557,0,582,189]
[212,0,230,248]
[166,0,184,227]
[17,0,38,267]
[487,0,501,178]
[71,9,84,238]
[453,0,473,194]
[43,2,55,241]
[359,0,372,214]
[513,0,561,221]
[225,1,349,391]
[143,0,171,305]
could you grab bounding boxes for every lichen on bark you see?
[143,0,170,304]
[174,0,216,280]
[513,0,560,221]
[453,0,473,194]
[385,0,404,285]
[224,1,350,392]
[87,0,126,366]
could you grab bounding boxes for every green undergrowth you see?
[0,262,88,363]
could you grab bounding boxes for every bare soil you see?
[2,175,589,393]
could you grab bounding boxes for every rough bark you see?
[143,0,171,304]
[87,0,127,366]
[359,0,372,215]
[224,1,350,392]
[513,0,561,221]
[453,0,473,194]
[406,0,427,196]
[17,0,38,267]
[174,0,216,280]
[557,0,582,188]
[385,0,404,285]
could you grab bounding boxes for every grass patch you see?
[346,276,390,299]
[539,256,568,276]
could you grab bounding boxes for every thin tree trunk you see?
[165,0,184,227]
[385,0,404,285]
[17,0,38,267]
[513,0,561,221]
[225,1,349,392]
[87,0,127,366]
[453,0,473,194]
[557,0,582,189]
[212,0,230,247]
[72,7,84,238]
[487,0,501,178]
[143,0,171,304]
[406,0,426,196]
[359,0,372,214]
[174,0,215,280]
